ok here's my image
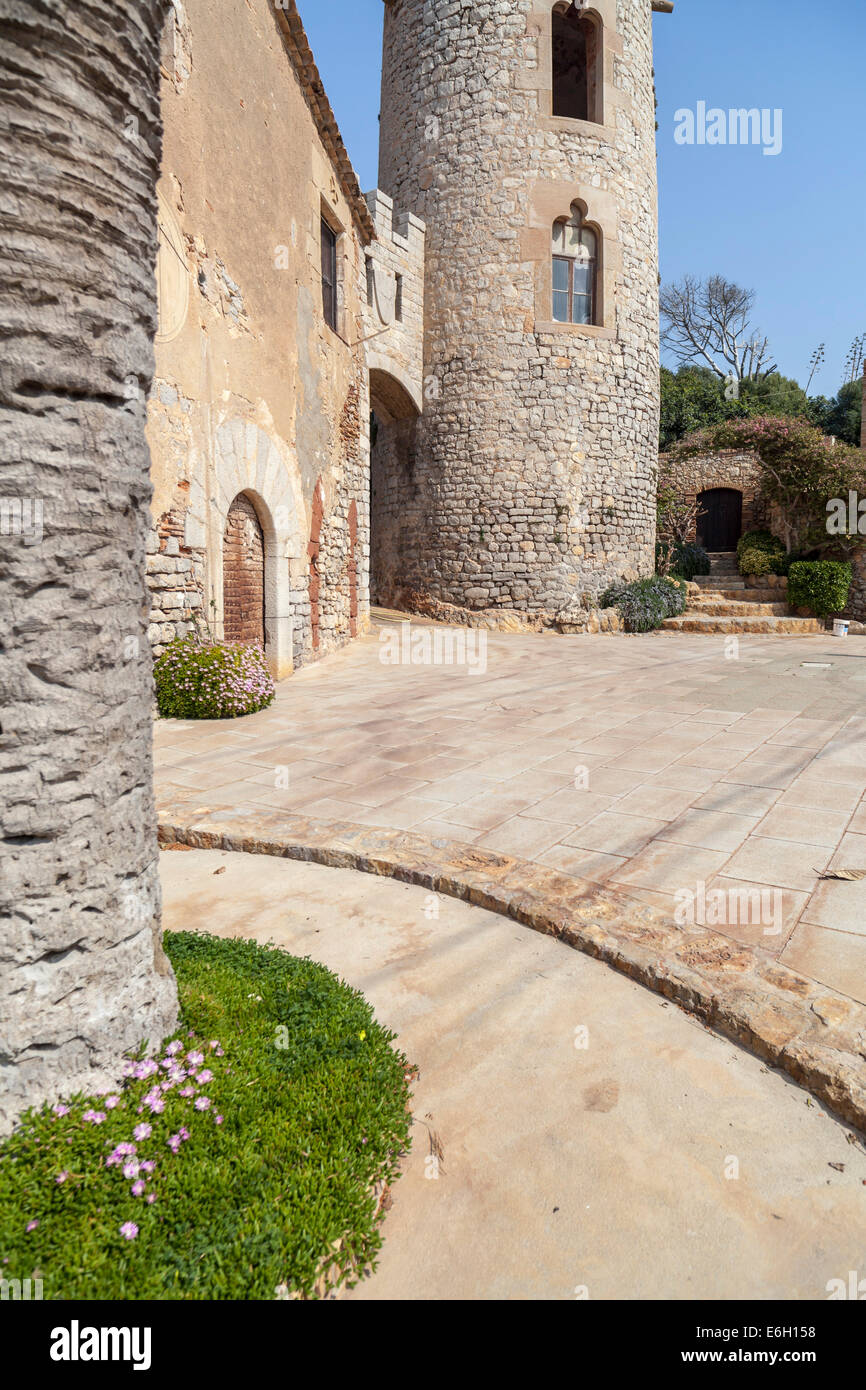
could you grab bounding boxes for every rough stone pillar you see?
[0,0,178,1132]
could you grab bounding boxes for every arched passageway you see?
[223,492,266,647]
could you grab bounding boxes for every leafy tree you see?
[808,379,862,448]
[740,373,811,420]
[660,365,745,450]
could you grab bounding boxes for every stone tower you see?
[374,0,664,622]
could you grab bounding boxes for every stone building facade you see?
[372,0,665,622]
[147,0,425,676]
[658,448,768,549]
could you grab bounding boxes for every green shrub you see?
[601,576,686,632]
[665,541,711,581]
[155,636,275,720]
[0,932,413,1300]
[736,530,784,576]
[787,561,852,618]
[738,547,772,578]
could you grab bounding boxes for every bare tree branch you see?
[660,274,777,384]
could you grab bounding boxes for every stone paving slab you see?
[154,624,866,1126]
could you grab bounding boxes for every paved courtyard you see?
[161,848,866,1301]
[154,619,866,1007]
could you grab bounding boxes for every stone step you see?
[691,601,791,617]
[662,614,823,635]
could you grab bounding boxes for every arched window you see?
[552,3,602,123]
[552,206,598,325]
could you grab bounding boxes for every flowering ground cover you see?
[0,933,413,1299]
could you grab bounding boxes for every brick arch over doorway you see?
[223,493,265,647]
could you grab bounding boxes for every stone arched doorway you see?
[369,366,421,607]
[697,488,743,552]
[223,493,266,647]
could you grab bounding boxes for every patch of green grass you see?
[0,933,413,1300]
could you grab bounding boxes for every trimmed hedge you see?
[0,932,413,1300]
[737,530,784,577]
[155,636,275,720]
[601,576,686,632]
[787,561,852,618]
[738,547,772,578]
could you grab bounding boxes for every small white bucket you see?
[833,619,850,638]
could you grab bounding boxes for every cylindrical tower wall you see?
[376,0,660,620]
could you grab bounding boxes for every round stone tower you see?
[374,0,662,623]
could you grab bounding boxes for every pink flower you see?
[141,1161,156,1175]
[131,1181,146,1197]
[52,1104,70,1117]
[26,1220,38,1233]
[123,1161,141,1180]
[119,1222,138,1241]
[208,1041,221,1052]
[194,1096,211,1111]
[197,1069,213,1084]
[82,1110,106,1125]
[104,1096,120,1110]
[179,1086,194,1099]
[214,1115,224,1126]
[133,1124,152,1142]
[168,1135,181,1154]
[179,1127,190,1141]
[187,1051,204,1068]
[56,1172,69,1185]
[146,1194,156,1205]
[165,1041,182,1057]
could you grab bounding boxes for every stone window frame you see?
[522,186,619,338]
[551,1,603,125]
[520,0,622,143]
[552,202,599,325]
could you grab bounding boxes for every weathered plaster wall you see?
[147,0,375,673]
[0,0,177,1132]
[376,0,661,620]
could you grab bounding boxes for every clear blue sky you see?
[298,0,865,395]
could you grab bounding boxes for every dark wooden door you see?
[696,489,743,552]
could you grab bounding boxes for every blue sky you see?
[297,0,865,394]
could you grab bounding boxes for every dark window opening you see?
[395,274,403,322]
[552,5,600,123]
[321,217,338,330]
[365,255,374,308]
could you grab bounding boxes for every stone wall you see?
[376,0,662,620]
[146,0,381,677]
[658,449,769,542]
[0,0,177,1132]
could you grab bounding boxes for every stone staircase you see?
[663,551,824,635]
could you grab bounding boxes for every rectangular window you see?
[552,255,595,326]
[395,274,403,322]
[365,255,374,308]
[321,218,338,330]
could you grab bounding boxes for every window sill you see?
[540,116,614,141]
[535,320,615,341]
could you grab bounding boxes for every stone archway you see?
[223,493,266,647]
[368,366,421,608]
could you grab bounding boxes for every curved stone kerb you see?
[156,807,866,1135]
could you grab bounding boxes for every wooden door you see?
[696,489,743,552]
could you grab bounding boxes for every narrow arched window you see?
[552,208,598,325]
[552,3,602,123]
